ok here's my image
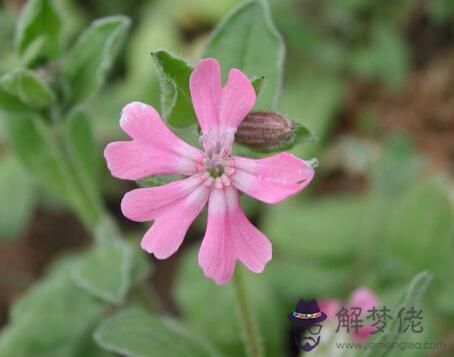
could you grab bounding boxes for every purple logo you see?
[288,299,327,352]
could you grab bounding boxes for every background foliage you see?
[0,0,454,356]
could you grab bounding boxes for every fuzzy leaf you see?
[279,72,343,156]
[371,134,423,194]
[251,75,264,98]
[94,309,220,357]
[292,123,316,146]
[0,87,30,113]
[0,69,54,108]
[129,247,152,287]
[0,256,105,357]
[262,196,367,260]
[152,50,268,128]
[0,156,35,239]
[152,50,197,128]
[364,272,432,357]
[383,178,454,276]
[93,215,122,244]
[72,241,133,304]
[204,0,285,110]
[6,115,96,225]
[176,248,285,357]
[14,0,62,65]
[7,115,72,200]
[66,112,98,185]
[61,16,130,111]
[65,112,102,212]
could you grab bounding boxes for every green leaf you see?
[251,75,264,97]
[371,134,423,194]
[0,69,54,108]
[7,115,72,200]
[91,218,150,287]
[129,247,152,287]
[70,325,115,357]
[262,196,367,260]
[267,259,348,303]
[204,0,285,109]
[364,272,432,357]
[383,178,454,276]
[151,50,268,128]
[152,50,197,128]
[434,278,454,314]
[66,112,97,181]
[0,156,35,239]
[292,123,316,145]
[0,256,105,357]
[72,241,133,304]
[0,87,30,113]
[350,22,408,88]
[14,0,62,65]
[93,215,122,244]
[61,16,130,111]
[176,248,284,357]
[65,112,101,211]
[6,115,96,226]
[94,309,220,357]
[279,71,343,156]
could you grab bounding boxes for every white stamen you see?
[199,128,237,180]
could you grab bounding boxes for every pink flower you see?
[104,58,315,285]
[319,288,379,342]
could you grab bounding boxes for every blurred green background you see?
[0,0,454,356]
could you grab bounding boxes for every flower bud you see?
[236,111,300,150]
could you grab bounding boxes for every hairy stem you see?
[232,268,263,357]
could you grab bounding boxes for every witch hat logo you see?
[288,299,327,352]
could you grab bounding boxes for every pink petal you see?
[190,59,256,133]
[319,299,342,320]
[104,102,203,180]
[198,186,272,285]
[348,288,379,342]
[140,181,209,259]
[347,288,379,315]
[189,59,221,133]
[231,152,315,204]
[353,325,375,342]
[219,68,256,129]
[121,175,204,222]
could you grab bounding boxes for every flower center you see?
[198,129,236,188]
[207,164,224,178]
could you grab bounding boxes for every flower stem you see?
[232,268,263,357]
